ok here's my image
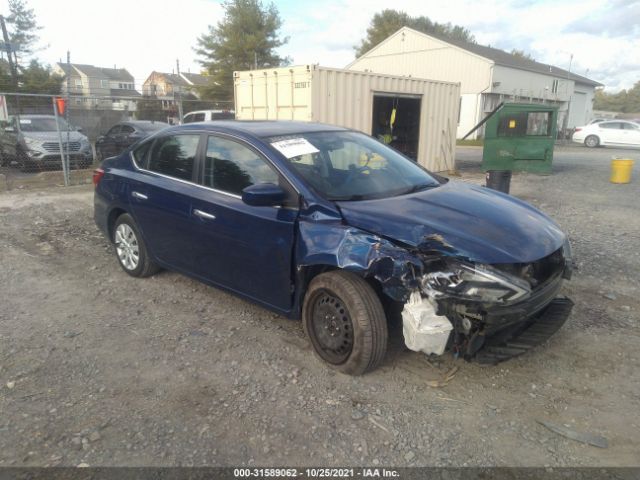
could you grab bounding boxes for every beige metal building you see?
[347,27,602,139]
[234,65,460,172]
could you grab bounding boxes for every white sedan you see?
[572,120,640,148]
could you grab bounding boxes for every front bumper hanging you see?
[472,297,574,364]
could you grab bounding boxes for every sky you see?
[2,0,639,92]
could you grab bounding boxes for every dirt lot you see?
[0,145,639,467]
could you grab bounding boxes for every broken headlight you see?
[422,261,532,305]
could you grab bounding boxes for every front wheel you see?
[113,213,160,277]
[585,135,600,148]
[303,271,388,375]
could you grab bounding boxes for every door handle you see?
[193,209,216,220]
[132,191,148,200]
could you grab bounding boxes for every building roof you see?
[56,63,134,82]
[181,72,210,87]
[366,27,603,87]
[110,88,141,98]
[145,71,191,87]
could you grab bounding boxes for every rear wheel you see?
[113,213,160,277]
[585,135,600,148]
[303,271,388,375]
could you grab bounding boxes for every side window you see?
[132,140,152,167]
[148,134,199,181]
[600,122,622,129]
[184,113,205,124]
[120,125,135,135]
[623,123,639,130]
[106,125,121,136]
[204,136,278,195]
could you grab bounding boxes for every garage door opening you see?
[372,94,422,160]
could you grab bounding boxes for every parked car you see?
[1,115,93,171]
[94,121,573,374]
[572,120,640,148]
[182,109,235,124]
[95,120,168,161]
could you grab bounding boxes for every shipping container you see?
[234,65,460,172]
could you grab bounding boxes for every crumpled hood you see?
[337,181,566,264]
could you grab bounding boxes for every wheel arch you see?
[292,264,392,320]
[107,207,128,242]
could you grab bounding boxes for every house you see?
[141,71,210,122]
[54,63,140,111]
[142,71,209,99]
[347,27,603,138]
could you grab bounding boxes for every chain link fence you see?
[0,92,233,189]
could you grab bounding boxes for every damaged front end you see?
[403,239,574,364]
[297,218,573,364]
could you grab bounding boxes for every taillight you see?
[93,168,105,187]
[574,128,582,132]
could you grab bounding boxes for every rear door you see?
[620,122,640,145]
[127,133,202,271]
[598,122,624,144]
[188,134,298,311]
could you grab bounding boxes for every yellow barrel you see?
[610,159,634,184]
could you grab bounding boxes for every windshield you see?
[16,116,71,132]
[268,131,439,201]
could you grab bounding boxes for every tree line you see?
[3,0,634,113]
[594,82,640,113]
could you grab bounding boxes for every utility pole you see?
[561,53,574,143]
[175,58,183,122]
[65,50,71,183]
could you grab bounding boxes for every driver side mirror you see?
[241,183,286,207]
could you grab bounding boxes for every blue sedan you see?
[94,121,573,374]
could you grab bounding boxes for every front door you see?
[188,134,298,311]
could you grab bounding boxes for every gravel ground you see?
[0,145,638,467]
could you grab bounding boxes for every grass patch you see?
[456,139,484,147]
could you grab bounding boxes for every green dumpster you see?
[482,103,559,174]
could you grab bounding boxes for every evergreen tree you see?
[355,9,475,57]
[5,0,41,64]
[194,0,288,101]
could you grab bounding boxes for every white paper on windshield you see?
[271,138,319,159]
[19,119,32,124]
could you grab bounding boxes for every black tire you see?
[585,135,600,148]
[16,146,32,172]
[303,271,388,375]
[113,213,160,278]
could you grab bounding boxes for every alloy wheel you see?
[115,223,140,271]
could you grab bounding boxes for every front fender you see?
[296,221,424,302]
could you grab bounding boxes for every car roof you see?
[600,120,638,125]
[173,120,349,138]
[121,120,168,127]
